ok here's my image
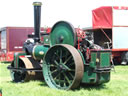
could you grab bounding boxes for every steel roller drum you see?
[10,57,43,82]
[50,21,77,46]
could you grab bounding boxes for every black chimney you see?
[33,2,42,43]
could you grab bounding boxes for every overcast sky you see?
[0,0,128,28]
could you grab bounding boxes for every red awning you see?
[92,6,112,29]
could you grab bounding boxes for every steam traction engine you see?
[8,2,112,90]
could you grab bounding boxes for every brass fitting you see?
[33,2,42,6]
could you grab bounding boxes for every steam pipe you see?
[33,2,42,43]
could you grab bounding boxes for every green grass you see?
[0,62,128,96]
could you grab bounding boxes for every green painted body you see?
[82,50,111,84]
[50,21,76,46]
[13,52,26,68]
[13,45,49,68]
[43,35,50,45]
[32,45,49,60]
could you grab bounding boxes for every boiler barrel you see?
[32,45,49,60]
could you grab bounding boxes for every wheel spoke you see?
[63,77,66,87]
[60,49,63,63]
[63,56,72,65]
[63,72,71,85]
[51,69,58,74]
[48,64,57,68]
[54,52,60,59]
[54,60,59,66]
[50,64,57,67]
[68,69,75,72]
[68,72,74,79]
[54,79,65,83]
[65,51,69,59]
[60,49,62,58]
[61,63,71,70]
[54,72,60,80]
[59,72,61,85]
[68,62,75,67]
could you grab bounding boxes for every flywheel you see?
[43,44,84,90]
[50,21,77,46]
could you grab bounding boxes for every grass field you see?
[0,62,128,96]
